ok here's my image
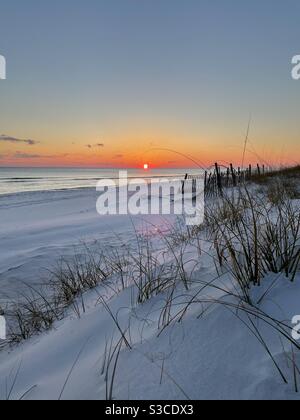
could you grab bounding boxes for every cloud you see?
[113,154,124,159]
[13,152,42,159]
[12,151,69,159]
[0,134,40,146]
[86,143,104,149]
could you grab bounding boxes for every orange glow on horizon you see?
[0,128,298,169]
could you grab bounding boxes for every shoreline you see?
[0,168,196,197]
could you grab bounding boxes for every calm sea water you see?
[0,167,200,196]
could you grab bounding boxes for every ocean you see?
[0,167,200,196]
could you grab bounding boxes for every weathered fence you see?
[184,163,267,197]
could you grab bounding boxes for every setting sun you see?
[143,163,149,170]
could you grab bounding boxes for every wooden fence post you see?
[249,164,252,180]
[215,162,222,194]
[257,164,261,176]
[230,163,237,187]
[226,168,230,186]
[182,173,188,194]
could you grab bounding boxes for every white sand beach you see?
[0,187,175,296]
[0,176,299,400]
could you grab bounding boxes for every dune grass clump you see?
[205,185,300,303]
[6,287,63,343]
[49,250,110,306]
[3,250,111,344]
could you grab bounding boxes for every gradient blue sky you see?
[0,0,299,167]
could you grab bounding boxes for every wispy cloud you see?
[0,151,69,161]
[0,134,40,146]
[13,152,50,159]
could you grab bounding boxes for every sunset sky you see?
[0,0,300,168]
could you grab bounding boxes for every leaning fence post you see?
[257,164,261,176]
[182,173,188,194]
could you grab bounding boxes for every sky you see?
[0,0,300,168]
